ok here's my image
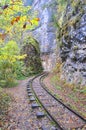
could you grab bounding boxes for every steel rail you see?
[29,72,63,130]
[28,72,86,130]
[40,72,86,123]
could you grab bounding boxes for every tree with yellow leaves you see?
[0,40,27,87]
[0,0,40,87]
[0,0,39,44]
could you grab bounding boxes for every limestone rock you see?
[60,0,86,85]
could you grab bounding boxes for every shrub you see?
[0,87,11,117]
[0,40,26,87]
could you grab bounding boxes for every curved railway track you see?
[27,73,86,130]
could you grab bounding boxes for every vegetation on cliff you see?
[54,0,86,86]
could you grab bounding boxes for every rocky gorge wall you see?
[31,0,58,71]
[58,0,86,86]
[24,0,86,86]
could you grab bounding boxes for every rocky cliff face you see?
[24,0,86,85]
[59,0,86,86]
[31,0,58,71]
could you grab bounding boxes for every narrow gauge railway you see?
[27,73,86,130]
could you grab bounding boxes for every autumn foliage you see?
[11,16,20,25]
[0,0,40,87]
[0,0,40,41]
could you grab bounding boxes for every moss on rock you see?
[21,36,43,75]
[56,0,86,86]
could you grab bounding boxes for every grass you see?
[51,75,57,82]
[16,72,38,80]
[51,75,62,90]
[17,75,28,80]
[0,87,11,115]
[80,88,86,94]
[55,94,60,99]
[8,82,19,88]
[0,80,19,88]
[70,103,86,118]
[68,93,79,102]
[73,87,86,98]
[69,104,78,112]
[50,121,57,126]
[55,85,62,90]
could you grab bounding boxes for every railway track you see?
[27,73,86,130]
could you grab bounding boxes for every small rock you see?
[41,126,50,130]
[27,88,31,91]
[36,112,45,118]
[28,93,33,96]
[27,84,30,87]
[41,126,57,130]
[51,126,58,130]
[28,91,32,93]
[31,103,40,109]
[29,97,35,102]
